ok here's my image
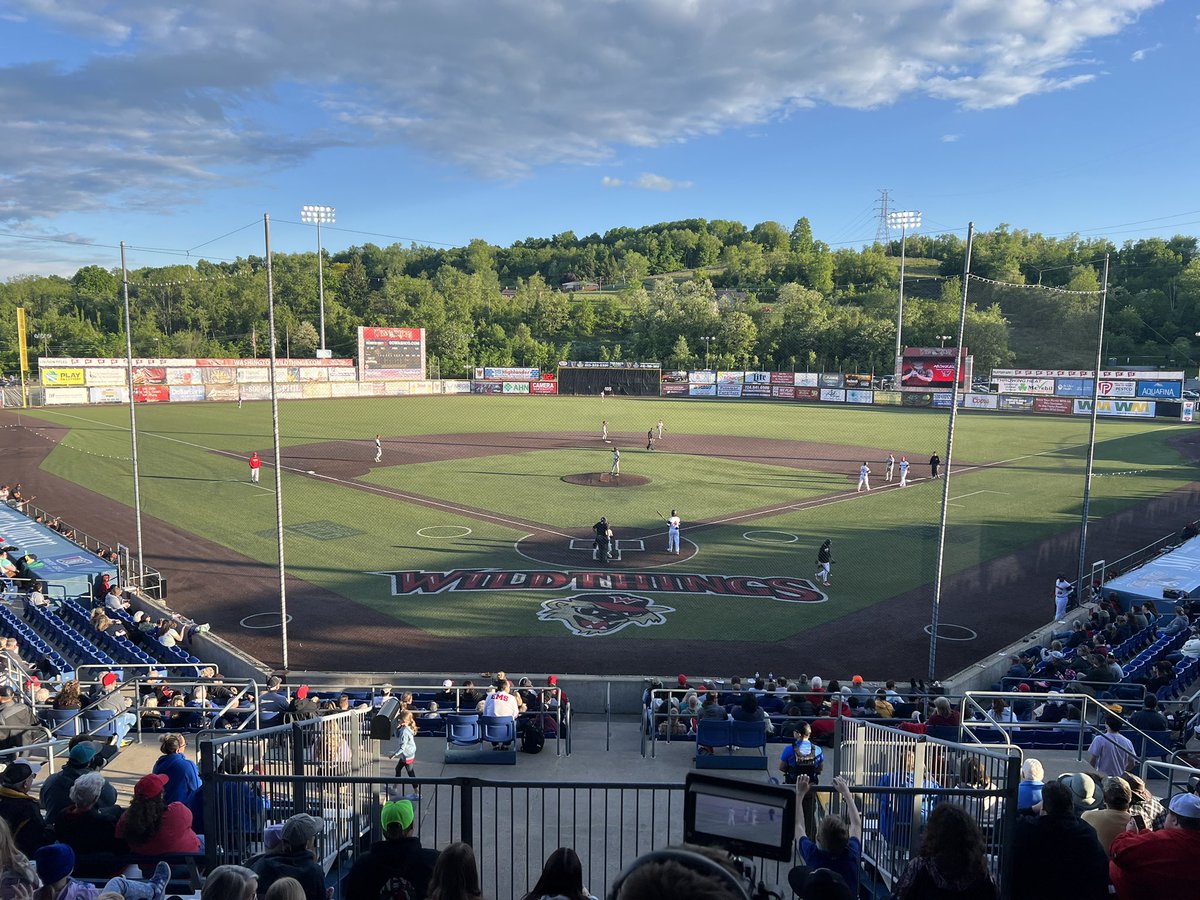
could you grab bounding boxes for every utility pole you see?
[874,189,892,246]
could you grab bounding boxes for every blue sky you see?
[1,0,1195,277]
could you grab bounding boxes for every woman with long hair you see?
[52,680,81,710]
[0,816,37,895]
[522,847,595,900]
[427,841,484,900]
[201,864,258,900]
[394,709,419,780]
[115,774,201,856]
[891,804,997,900]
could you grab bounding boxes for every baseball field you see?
[2,395,1196,679]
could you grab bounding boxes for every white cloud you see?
[603,173,693,192]
[1,0,1160,224]
[1130,43,1162,62]
[941,134,961,143]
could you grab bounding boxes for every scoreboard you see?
[357,326,426,380]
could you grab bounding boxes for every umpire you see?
[593,517,612,565]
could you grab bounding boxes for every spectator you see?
[102,585,129,613]
[1012,780,1108,899]
[1161,607,1190,637]
[245,813,325,900]
[264,877,305,900]
[259,677,290,726]
[1129,695,1169,733]
[1058,772,1102,814]
[89,673,136,744]
[954,758,1000,824]
[789,776,861,894]
[1122,773,1165,828]
[40,742,118,825]
[114,773,201,856]
[1088,715,1135,777]
[34,841,170,900]
[0,686,40,750]
[847,675,869,700]
[926,697,961,727]
[891,804,997,900]
[151,734,202,808]
[1081,776,1132,853]
[0,815,37,894]
[780,723,823,834]
[460,681,482,707]
[26,581,49,610]
[0,760,48,856]
[871,691,894,718]
[344,799,439,899]
[426,841,483,900]
[983,698,1014,725]
[1109,791,1200,898]
[1017,758,1044,812]
[521,846,596,900]
[214,754,268,843]
[201,865,259,900]
[52,771,125,870]
[730,694,774,735]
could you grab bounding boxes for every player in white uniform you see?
[610,447,620,476]
[899,456,909,486]
[856,462,871,492]
[1054,573,1071,621]
[885,453,895,482]
[666,509,681,554]
[374,434,382,463]
[601,420,608,442]
[656,420,664,440]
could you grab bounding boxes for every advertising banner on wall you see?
[794,387,821,401]
[237,367,269,383]
[999,395,1035,411]
[330,382,361,397]
[717,383,743,398]
[1184,401,1195,423]
[660,383,688,395]
[501,381,531,394]
[88,386,128,404]
[328,367,357,381]
[132,367,167,385]
[1136,380,1181,399]
[133,385,169,402]
[772,385,796,399]
[168,385,206,402]
[530,381,559,394]
[901,392,933,407]
[1054,378,1094,397]
[167,367,203,385]
[1097,380,1136,397]
[743,371,771,385]
[297,367,330,382]
[40,368,85,386]
[846,389,873,404]
[770,372,795,385]
[931,393,954,408]
[476,366,540,381]
[1073,398,1156,418]
[45,388,88,405]
[689,383,717,397]
[240,383,273,400]
[661,371,688,384]
[993,368,1183,380]
[301,383,333,399]
[718,371,745,384]
[689,371,716,384]
[202,367,236,384]
[1033,396,1074,414]
[742,383,771,397]
[85,368,127,387]
[818,374,844,389]
[794,373,819,387]
[819,388,846,402]
[960,393,999,410]
[206,385,239,402]
[873,391,903,406]
[995,377,1054,395]
[844,374,873,389]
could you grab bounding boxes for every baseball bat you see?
[656,509,665,520]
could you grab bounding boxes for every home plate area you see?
[516,527,696,568]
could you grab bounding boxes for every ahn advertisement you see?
[1073,398,1156,418]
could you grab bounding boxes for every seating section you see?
[0,605,70,675]
[694,719,768,770]
[105,607,202,666]
[25,603,116,669]
[59,599,157,665]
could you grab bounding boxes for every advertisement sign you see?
[476,366,539,381]
[133,385,170,403]
[360,326,425,381]
[559,361,659,369]
[166,367,203,385]
[994,377,1054,395]
[845,389,873,404]
[794,373,819,387]
[818,373,844,389]
[297,367,330,382]
[717,383,743,398]
[717,371,744,384]
[661,370,689,384]
[743,371,771,385]
[1136,380,1181,399]
[1073,398,1156,418]
[328,366,357,381]
[202,367,236,384]
[88,386,128,404]
[844,374,873,389]
[993,368,1183,380]
[772,385,796,399]
[501,381,531,394]
[873,391,903,406]
[901,361,958,386]
[471,382,503,394]
[240,383,273,400]
[689,371,716,384]
[794,387,821,401]
[301,382,333,399]
[999,395,1035,411]
[1183,401,1195,423]
[40,368,85,386]
[1033,396,1074,414]
[819,388,846,403]
[132,367,167,385]
[237,367,269,383]
[960,393,999,410]
[329,382,361,397]
[902,393,934,408]
[1097,380,1136,398]
[931,393,954,408]
[660,383,688,395]
[168,385,206,402]
[206,385,239,402]
[770,372,794,385]
[689,383,717,397]
[44,387,88,405]
[530,381,558,394]
[742,383,771,397]
[1054,378,1094,397]
[85,368,126,386]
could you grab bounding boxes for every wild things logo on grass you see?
[536,593,674,637]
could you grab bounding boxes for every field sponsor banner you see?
[1137,380,1181,399]
[1033,396,1074,414]
[1183,401,1195,423]
[901,392,933,408]
[85,368,126,387]
[276,383,303,398]
[818,373,844,389]
[819,388,846,402]
[873,390,903,406]
[530,381,558,394]
[240,383,273,400]
[166,367,203,385]
[661,370,688,384]
[794,373,819,387]
[298,367,331,382]
[168,385,206,402]
[994,377,1054,395]
[931,393,954,408]
[443,381,472,394]
[237,367,269,383]
[794,387,821,401]
[359,382,388,396]
[133,385,169,403]
[716,383,743,398]
[844,374,873,389]
[1097,380,1136,397]
[40,368,85,386]
[717,371,744,384]
[328,367,357,381]
[559,360,659,369]
[960,393,999,410]
[772,385,795,399]
[502,381,531,394]
[202,367,236,384]
[206,385,239,402]
[1054,378,1094,397]
[689,383,717,397]
[132,367,167,386]
[743,371,771,385]
[329,382,362,397]
[993,368,1183,380]
[471,382,502,395]
[846,389,873,404]
[660,383,688,395]
[689,370,716,384]
[477,366,539,381]
[88,386,128,404]
[1074,398,1156,418]
[45,387,88,405]
[42,356,354,369]
[999,395,1035,411]
[298,382,331,399]
[742,383,771,397]
[770,372,794,385]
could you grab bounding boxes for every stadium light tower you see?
[701,336,716,370]
[300,205,335,357]
[937,334,953,348]
[888,210,921,376]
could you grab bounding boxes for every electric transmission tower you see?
[874,188,892,246]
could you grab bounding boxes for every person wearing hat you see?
[245,813,326,900]
[115,773,200,857]
[35,841,171,899]
[88,672,137,744]
[1010,780,1109,900]
[39,741,118,825]
[1058,773,1102,814]
[344,799,440,898]
[1109,790,1200,898]
[0,760,48,857]
[433,679,457,709]
[1121,773,1165,829]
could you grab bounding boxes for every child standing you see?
[393,709,418,781]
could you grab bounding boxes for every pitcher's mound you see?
[562,472,651,488]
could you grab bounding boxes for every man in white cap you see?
[1109,789,1200,897]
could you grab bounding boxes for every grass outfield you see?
[18,396,1195,642]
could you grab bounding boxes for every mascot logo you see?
[537,593,674,637]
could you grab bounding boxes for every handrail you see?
[194,679,262,737]
[0,727,61,773]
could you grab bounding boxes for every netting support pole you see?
[264,214,290,672]
[928,222,973,684]
[1075,254,1110,606]
[120,242,145,580]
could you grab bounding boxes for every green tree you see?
[670,334,691,368]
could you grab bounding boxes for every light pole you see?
[300,204,335,357]
[701,336,715,370]
[937,334,953,348]
[32,332,52,357]
[888,210,921,376]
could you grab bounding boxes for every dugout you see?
[1104,535,1200,612]
[558,362,661,396]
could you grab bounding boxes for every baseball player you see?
[374,434,383,463]
[814,540,833,587]
[930,453,941,478]
[1054,573,1071,621]
[856,461,871,492]
[248,451,261,484]
[885,453,895,482]
[666,509,681,554]
[899,456,910,486]
[601,420,609,442]
[610,447,620,477]
[656,420,664,440]
[646,429,655,451]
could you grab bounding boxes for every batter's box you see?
[569,538,646,561]
[257,520,367,541]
